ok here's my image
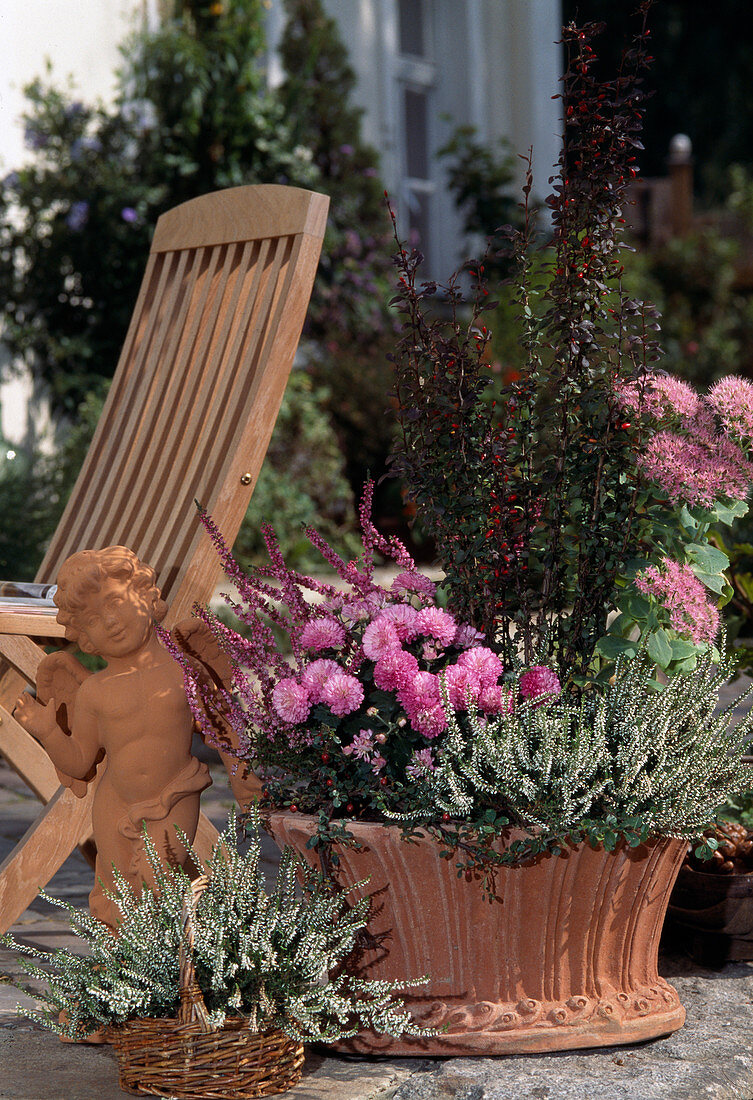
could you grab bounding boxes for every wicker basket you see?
[111,877,305,1098]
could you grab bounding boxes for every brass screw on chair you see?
[240,473,253,485]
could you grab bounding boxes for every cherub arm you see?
[14,680,101,781]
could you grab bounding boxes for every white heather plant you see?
[0,809,430,1043]
[404,643,753,865]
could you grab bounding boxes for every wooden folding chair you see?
[0,183,329,933]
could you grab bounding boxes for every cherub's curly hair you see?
[54,546,167,643]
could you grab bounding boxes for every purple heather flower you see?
[300,616,346,651]
[66,200,90,231]
[321,671,364,716]
[390,571,437,599]
[120,206,139,224]
[519,667,562,705]
[272,677,311,723]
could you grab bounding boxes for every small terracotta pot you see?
[664,864,753,967]
[268,813,687,1056]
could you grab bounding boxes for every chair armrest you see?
[0,604,67,638]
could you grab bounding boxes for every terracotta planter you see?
[268,813,687,1056]
[664,865,753,967]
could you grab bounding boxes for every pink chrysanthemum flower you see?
[410,704,447,739]
[300,617,346,651]
[391,571,437,599]
[457,646,504,686]
[321,672,364,717]
[373,649,419,691]
[362,617,401,660]
[415,606,457,646]
[519,667,562,704]
[300,658,342,702]
[707,375,753,443]
[635,559,720,645]
[399,670,442,715]
[380,604,421,641]
[342,728,374,760]
[405,747,435,778]
[272,677,311,723]
[442,663,482,710]
[478,684,514,715]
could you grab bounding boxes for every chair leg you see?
[0,784,95,934]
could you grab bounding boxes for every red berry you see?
[380,776,389,787]
[346,802,354,813]
[321,752,330,763]
[325,778,334,787]
[442,812,451,822]
[289,804,298,813]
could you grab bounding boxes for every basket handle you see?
[177,874,213,1032]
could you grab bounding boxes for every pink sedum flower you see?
[415,606,457,646]
[362,617,401,660]
[300,658,341,701]
[300,617,346,651]
[519,666,562,705]
[457,646,504,686]
[272,677,311,724]
[635,559,720,645]
[639,428,753,509]
[321,672,364,717]
[373,649,419,691]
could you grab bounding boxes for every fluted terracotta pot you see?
[269,812,687,1056]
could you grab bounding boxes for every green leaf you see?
[685,543,729,573]
[647,629,673,668]
[669,638,699,660]
[711,499,749,525]
[690,568,727,595]
[595,635,638,659]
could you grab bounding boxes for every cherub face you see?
[75,577,157,659]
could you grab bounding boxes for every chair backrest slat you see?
[36,185,329,620]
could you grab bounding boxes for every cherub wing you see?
[171,619,261,808]
[36,652,101,798]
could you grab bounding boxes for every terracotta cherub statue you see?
[14,547,214,930]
